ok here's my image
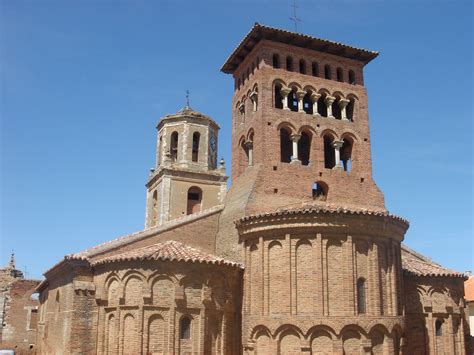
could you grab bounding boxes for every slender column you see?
[339,98,350,120]
[346,235,355,315]
[259,236,264,316]
[244,140,253,166]
[314,233,323,315]
[322,238,329,316]
[332,140,343,169]
[372,241,381,315]
[250,91,258,111]
[425,308,435,354]
[310,92,321,116]
[290,134,301,164]
[280,87,291,111]
[296,90,306,113]
[446,310,455,355]
[325,95,335,118]
[390,242,398,316]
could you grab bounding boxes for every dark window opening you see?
[251,63,255,75]
[357,278,366,314]
[186,187,202,215]
[324,65,331,79]
[341,138,353,172]
[312,181,327,201]
[288,89,298,112]
[286,56,293,71]
[336,67,344,82]
[180,317,191,339]
[435,320,443,336]
[299,59,306,74]
[256,57,260,69]
[312,62,319,77]
[303,92,313,114]
[192,132,200,162]
[324,135,335,169]
[272,54,280,69]
[298,132,311,166]
[170,131,179,161]
[274,85,283,109]
[280,128,292,163]
[347,98,355,121]
[318,94,327,117]
[349,70,356,84]
[332,98,342,119]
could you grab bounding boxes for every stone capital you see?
[244,140,253,149]
[324,95,336,104]
[238,102,245,113]
[332,140,344,149]
[290,134,302,142]
[280,86,291,96]
[310,92,321,102]
[296,90,307,99]
[338,98,350,108]
[249,90,258,100]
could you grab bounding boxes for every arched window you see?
[158,136,163,165]
[336,67,343,82]
[288,88,298,112]
[272,54,280,69]
[341,138,353,172]
[170,132,179,161]
[192,132,200,162]
[299,59,306,74]
[311,62,319,77]
[347,98,355,121]
[303,91,313,114]
[357,278,366,314]
[312,181,328,201]
[332,97,342,119]
[241,138,249,167]
[186,187,202,215]
[180,316,191,339]
[152,190,158,225]
[280,128,292,163]
[324,65,331,80]
[348,70,356,85]
[435,320,443,336]
[286,56,293,71]
[274,84,283,109]
[318,94,327,117]
[298,131,311,166]
[323,135,335,169]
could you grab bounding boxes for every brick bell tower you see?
[218,24,409,353]
[221,23,385,213]
[145,104,227,228]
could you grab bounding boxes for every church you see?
[35,24,469,354]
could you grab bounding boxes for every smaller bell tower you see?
[145,105,227,228]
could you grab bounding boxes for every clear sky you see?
[1,0,472,280]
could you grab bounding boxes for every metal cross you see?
[289,0,301,32]
[185,90,190,108]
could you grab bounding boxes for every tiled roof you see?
[401,244,465,278]
[236,205,409,226]
[161,105,219,128]
[92,240,243,268]
[221,23,379,74]
[465,276,474,301]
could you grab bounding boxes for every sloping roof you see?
[464,276,474,301]
[401,244,465,278]
[92,240,243,268]
[236,205,409,226]
[221,23,379,74]
[160,105,219,129]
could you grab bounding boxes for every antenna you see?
[289,0,301,32]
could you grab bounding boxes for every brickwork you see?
[34,23,469,355]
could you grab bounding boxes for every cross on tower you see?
[289,0,301,32]
[185,90,190,108]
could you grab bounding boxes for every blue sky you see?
[1,0,472,280]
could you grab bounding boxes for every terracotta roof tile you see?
[92,240,243,269]
[401,244,465,278]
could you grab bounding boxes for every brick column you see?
[259,236,264,316]
[346,235,355,315]
[446,308,455,355]
[425,308,435,354]
[199,307,206,354]
[322,238,329,316]
[263,237,269,316]
[314,233,323,315]
[289,233,297,315]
